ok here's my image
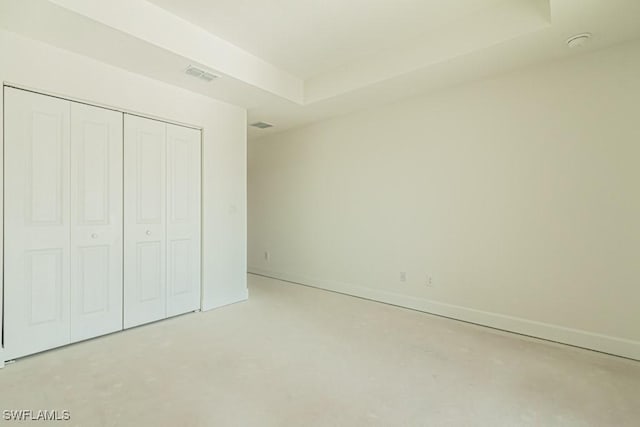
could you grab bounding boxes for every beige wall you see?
[249,40,640,360]
[0,29,248,364]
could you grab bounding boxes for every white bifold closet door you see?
[4,88,123,359]
[124,115,201,328]
[4,89,71,359]
[70,102,123,342]
[123,115,167,328]
[166,124,201,317]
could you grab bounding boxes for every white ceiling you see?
[2,0,640,141]
[146,0,505,79]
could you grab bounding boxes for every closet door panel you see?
[124,115,166,328]
[70,103,123,342]
[166,124,201,317]
[4,88,71,359]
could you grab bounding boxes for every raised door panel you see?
[166,124,201,317]
[124,115,166,328]
[70,103,123,342]
[4,88,71,359]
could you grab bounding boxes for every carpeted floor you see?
[1,273,639,426]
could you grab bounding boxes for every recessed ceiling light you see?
[250,121,274,129]
[566,33,592,48]
[185,65,219,82]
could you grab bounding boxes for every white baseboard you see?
[202,287,249,312]
[248,267,640,361]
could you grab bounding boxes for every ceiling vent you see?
[185,65,219,82]
[200,72,218,82]
[250,121,274,129]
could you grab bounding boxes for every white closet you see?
[3,87,201,360]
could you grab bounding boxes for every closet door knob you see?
[146,230,152,236]
[91,233,98,239]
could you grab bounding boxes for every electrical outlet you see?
[425,275,433,287]
[400,272,407,282]
[264,251,270,262]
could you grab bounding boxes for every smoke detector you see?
[250,121,274,129]
[185,65,219,82]
[566,33,592,48]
